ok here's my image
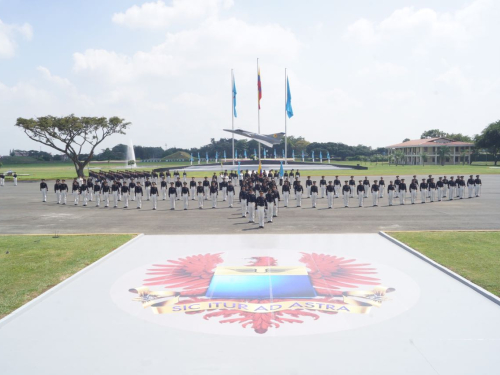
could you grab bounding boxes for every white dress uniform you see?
[388,186,394,206]
[326,186,334,208]
[227,186,234,207]
[342,186,350,207]
[247,196,256,222]
[399,184,407,205]
[40,182,48,202]
[357,187,364,207]
[161,182,167,200]
[265,194,274,222]
[72,184,79,205]
[94,186,100,207]
[210,186,218,208]
[310,186,318,208]
[256,197,267,227]
[103,187,110,207]
[190,182,196,201]
[182,187,189,209]
[196,186,204,208]
[410,186,417,204]
[168,187,176,210]
[135,187,143,208]
[296,187,303,207]
[371,186,379,206]
[13,176,17,186]
[320,180,326,198]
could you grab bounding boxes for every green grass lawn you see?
[1,160,499,180]
[0,234,136,319]
[388,231,500,297]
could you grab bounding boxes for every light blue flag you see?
[282,149,285,158]
[224,150,226,159]
[235,150,238,159]
[279,161,284,177]
[254,148,257,158]
[215,151,218,160]
[190,153,193,162]
[301,150,304,159]
[263,149,267,158]
[286,77,293,118]
[206,152,208,161]
[232,76,237,118]
[312,151,315,160]
[292,150,295,159]
[327,151,330,159]
[198,152,200,160]
[320,151,322,159]
[244,149,247,158]
[238,161,241,176]
[274,149,276,158]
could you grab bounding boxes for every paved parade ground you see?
[0,174,498,235]
[0,233,498,375]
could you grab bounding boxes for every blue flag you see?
[235,150,238,158]
[286,77,293,118]
[190,153,193,162]
[224,150,226,159]
[274,149,276,158]
[327,151,330,159]
[206,152,208,161]
[282,149,285,158]
[254,148,257,158]
[301,150,304,159]
[292,150,295,158]
[279,161,284,177]
[244,149,247,158]
[238,161,241,176]
[198,152,200,160]
[232,75,237,118]
[312,151,315,160]
[319,151,322,159]
[215,151,218,160]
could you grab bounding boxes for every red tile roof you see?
[387,138,473,148]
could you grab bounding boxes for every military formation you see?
[38,169,483,229]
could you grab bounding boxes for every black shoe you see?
[184,208,187,210]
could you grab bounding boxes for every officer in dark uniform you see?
[227,181,235,207]
[467,175,475,198]
[93,180,101,207]
[71,178,79,205]
[272,186,280,217]
[80,179,89,206]
[160,177,167,200]
[282,180,291,207]
[448,177,456,200]
[442,176,449,198]
[305,176,313,198]
[428,178,436,202]
[362,176,371,198]
[371,180,379,206]
[246,188,256,222]
[175,177,182,200]
[436,177,444,201]
[295,181,304,207]
[210,181,218,208]
[101,181,111,207]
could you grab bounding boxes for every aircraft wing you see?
[224,129,285,148]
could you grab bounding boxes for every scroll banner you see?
[129,286,395,315]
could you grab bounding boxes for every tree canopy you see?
[15,115,130,176]
[420,129,472,142]
[475,120,500,165]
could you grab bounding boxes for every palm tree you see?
[460,151,467,165]
[394,150,405,166]
[437,146,451,166]
[419,152,428,166]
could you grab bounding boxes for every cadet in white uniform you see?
[474,175,482,197]
[161,177,167,200]
[256,191,268,228]
[342,181,350,207]
[54,179,61,204]
[189,177,196,200]
[150,182,159,210]
[210,182,218,208]
[265,190,274,222]
[295,182,303,207]
[399,179,407,205]
[310,181,319,208]
[420,179,428,203]
[319,176,327,198]
[135,183,143,209]
[387,182,395,206]
[196,181,205,209]
[371,180,379,206]
[357,181,364,207]
[40,179,48,202]
[326,181,335,209]
[168,182,177,210]
[181,182,190,210]
[13,173,18,186]
[227,181,235,207]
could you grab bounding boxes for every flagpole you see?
[285,68,288,165]
[231,69,235,166]
[257,58,261,162]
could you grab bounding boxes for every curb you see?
[0,233,144,328]
[379,231,500,307]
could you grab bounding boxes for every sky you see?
[0,0,499,155]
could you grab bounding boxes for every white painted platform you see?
[0,234,499,375]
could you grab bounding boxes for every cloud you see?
[112,0,234,29]
[0,18,33,58]
[344,0,493,47]
[73,17,300,83]
[357,62,408,78]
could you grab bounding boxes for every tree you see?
[437,146,451,166]
[421,129,447,139]
[475,120,500,165]
[402,138,410,143]
[15,115,130,177]
[394,150,405,166]
[419,152,428,166]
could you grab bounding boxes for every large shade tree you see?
[15,115,130,177]
[475,120,500,166]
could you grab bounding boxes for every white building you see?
[386,138,474,165]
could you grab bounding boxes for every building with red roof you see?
[386,137,474,165]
